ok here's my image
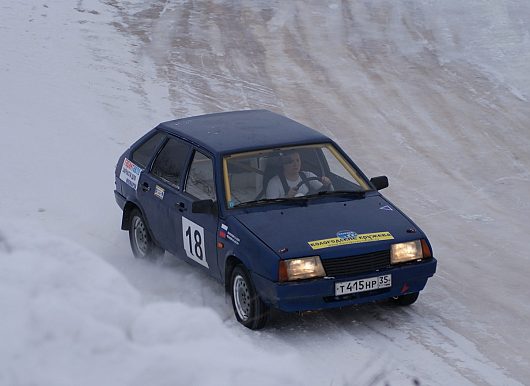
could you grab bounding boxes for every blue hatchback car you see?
[114,110,437,329]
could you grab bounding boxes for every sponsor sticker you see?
[119,158,142,191]
[337,230,357,239]
[218,224,239,245]
[226,231,240,245]
[154,185,165,200]
[308,231,394,250]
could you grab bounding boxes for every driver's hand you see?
[287,187,298,197]
[321,176,332,186]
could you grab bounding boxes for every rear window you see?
[151,138,191,187]
[131,132,165,168]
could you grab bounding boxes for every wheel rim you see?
[132,216,148,256]
[233,274,251,321]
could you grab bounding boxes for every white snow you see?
[1,0,529,385]
[0,225,300,386]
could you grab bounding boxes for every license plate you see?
[335,274,391,296]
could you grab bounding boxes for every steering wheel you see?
[294,176,331,194]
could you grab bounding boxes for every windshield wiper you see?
[233,191,367,208]
[311,190,366,198]
[233,196,309,208]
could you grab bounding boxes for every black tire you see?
[128,209,164,259]
[230,264,269,330]
[394,292,419,306]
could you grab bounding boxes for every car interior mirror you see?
[370,176,389,190]
[191,199,216,214]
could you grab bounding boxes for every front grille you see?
[322,250,391,277]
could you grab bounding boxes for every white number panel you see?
[182,217,209,268]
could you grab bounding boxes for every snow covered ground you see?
[1,1,529,385]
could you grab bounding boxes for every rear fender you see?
[121,201,138,230]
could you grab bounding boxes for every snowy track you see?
[1,1,529,385]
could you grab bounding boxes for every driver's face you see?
[283,153,301,174]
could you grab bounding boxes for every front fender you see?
[217,218,280,284]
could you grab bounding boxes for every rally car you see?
[114,110,437,329]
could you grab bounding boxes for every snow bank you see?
[0,223,301,386]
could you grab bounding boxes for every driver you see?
[265,151,332,198]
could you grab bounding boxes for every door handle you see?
[176,202,187,212]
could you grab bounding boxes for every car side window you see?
[131,132,166,168]
[151,138,191,187]
[185,151,217,201]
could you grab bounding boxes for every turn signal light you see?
[421,239,432,258]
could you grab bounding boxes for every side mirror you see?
[191,199,217,214]
[370,176,389,190]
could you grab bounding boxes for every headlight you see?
[390,240,425,264]
[279,256,326,282]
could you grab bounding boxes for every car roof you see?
[156,110,330,154]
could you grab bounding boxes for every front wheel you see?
[394,292,419,306]
[128,209,164,259]
[230,265,269,330]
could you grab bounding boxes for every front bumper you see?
[252,258,437,312]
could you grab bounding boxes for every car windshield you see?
[223,143,371,208]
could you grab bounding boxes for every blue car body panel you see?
[252,259,436,312]
[157,109,330,154]
[115,110,437,312]
[232,193,422,260]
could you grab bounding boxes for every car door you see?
[177,149,219,275]
[139,136,192,252]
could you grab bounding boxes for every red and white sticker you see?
[119,158,142,191]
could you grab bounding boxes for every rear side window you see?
[131,132,165,168]
[151,138,191,187]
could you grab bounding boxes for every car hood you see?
[234,195,421,259]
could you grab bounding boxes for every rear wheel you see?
[394,292,419,306]
[230,265,269,330]
[128,209,164,259]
